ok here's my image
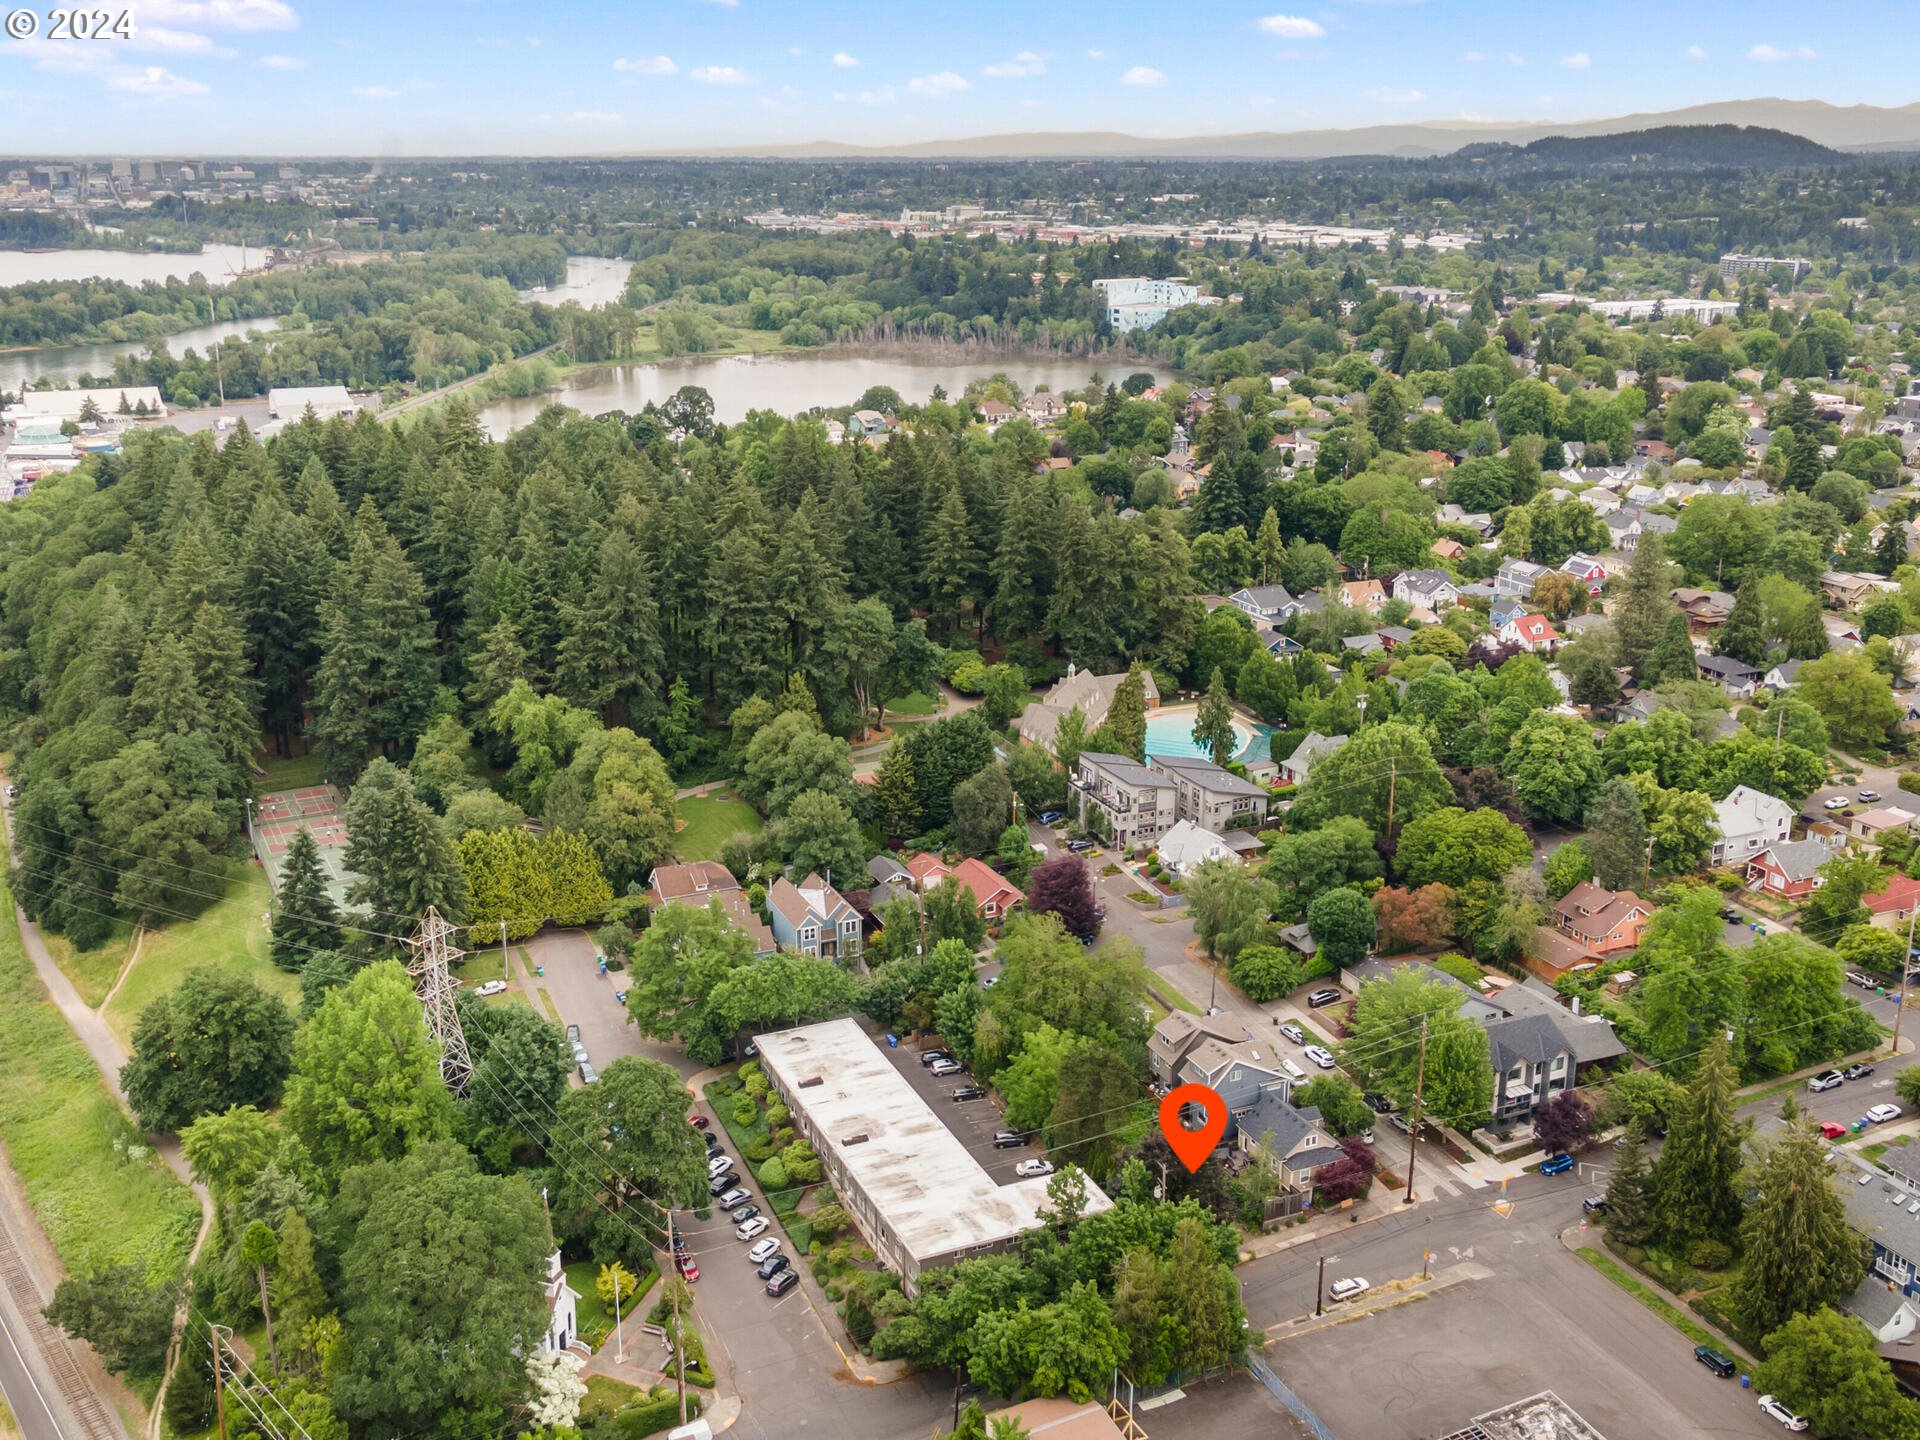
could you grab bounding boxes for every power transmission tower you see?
[405,905,473,1095]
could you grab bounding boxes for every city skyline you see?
[0,0,1909,154]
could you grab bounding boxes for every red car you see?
[675,1253,699,1282]
[1819,1121,1848,1140]
[688,1114,709,1130]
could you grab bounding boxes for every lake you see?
[476,348,1163,437]
[6,315,285,388]
[0,244,258,288]
[518,256,634,308]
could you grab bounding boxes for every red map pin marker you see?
[1159,1083,1228,1173]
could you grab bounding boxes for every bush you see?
[731,1093,758,1127]
[612,1391,703,1439]
[1900,772,1920,796]
[1686,1238,1733,1272]
[1433,952,1481,986]
[782,1138,823,1184]
[759,1156,790,1192]
[845,1298,876,1347]
[766,1102,790,1129]
[1229,945,1304,1002]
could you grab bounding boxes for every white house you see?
[1391,568,1458,611]
[1498,613,1560,653]
[1156,819,1240,877]
[1712,785,1795,867]
[1279,731,1347,787]
[540,1250,585,1355]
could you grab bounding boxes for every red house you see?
[1865,873,1920,931]
[1745,839,1829,899]
[904,853,1026,921]
[1551,883,1651,954]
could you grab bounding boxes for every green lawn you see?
[566,1259,658,1350]
[253,749,327,796]
[884,691,941,718]
[675,795,763,862]
[41,921,138,1009]
[0,838,201,1296]
[101,859,296,1046]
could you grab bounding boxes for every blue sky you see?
[0,0,1910,154]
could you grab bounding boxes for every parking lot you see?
[524,929,699,1082]
[878,1027,1045,1184]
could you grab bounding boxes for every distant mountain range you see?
[641,98,1920,160]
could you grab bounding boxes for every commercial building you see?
[267,384,358,420]
[1091,276,1219,333]
[1718,253,1812,284]
[755,1018,1110,1291]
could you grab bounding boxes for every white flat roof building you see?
[3,385,167,424]
[755,1017,1110,1290]
[267,385,356,419]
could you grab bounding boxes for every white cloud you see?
[1460,50,1487,63]
[109,65,209,96]
[572,110,620,122]
[1120,65,1165,87]
[614,55,677,75]
[1257,14,1325,38]
[906,70,970,95]
[1559,51,1591,69]
[259,53,306,68]
[836,86,896,105]
[352,77,434,98]
[1087,49,1107,59]
[703,0,739,7]
[141,0,296,31]
[133,28,227,54]
[1367,86,1425,103]
[690,65,752,85]
[1506,51,1524,65]
[1249,95,1275,108]
[1686,44,1708,59]
[1748,43,1817,62]
[832,51,859,67]
[983,51,1045,78]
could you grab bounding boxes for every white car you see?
[1757,1395,1808,1431]
[1015,1159,1055,1178]
[736,1216,770,1242]
[930,1059,965,1077]
[1279,1023,1306,1044]
[707,1153,734,1176]
[1303,1045,1336,1070]
[1824,796,1848,810]
[474,980,508,997]
[745,1236,780,1263]
[1867,1103,1903,1124]
[1328,1277,1370,1303]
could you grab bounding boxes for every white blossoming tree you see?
[526,1349,588,1430]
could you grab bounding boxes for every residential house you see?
[1148,1011,1248,1089]
[1489,595,1525,631]
[1762,658,1804,693]
[1711,785,1795,867]
[977,399,1012,430]
[1437,504,1495,536]
[1392,568,1459,610]
[1343,579,1388,613]
[1278,731,1347,787]
[904,853,1025,922]
[1073,751,1178,848]
[1482,980,1628,1082]
[1746,839,1830,899]
[1560,553,1609,595]
[1695,654,1761,700]
[1014,664,1161,749]
[1235,1088,1345,1190]
[1156,819,1244,876]
[1551,883,1652,955]
[1671,588,1735,628]
[1603,510,1643,552]
[648,860,777,954]
[1148,753,1270,832]
[1830,1148,1920,1337]
[767,874,863,959]
[1227,584,1305,627]
[1148,1012,1292,1116]
[1866,873,1920,930]
[1839,806,1919,851]
[1432,537,1467,561]
[1499,613,1560,653]
[1821,570,1887,609]
[847,409,891,439]
[1494,558,1549,597]
[1341,958,1506,1024]
[1021,392,1068,425]
[1484,1014,1578,1128]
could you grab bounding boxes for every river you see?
[517,256,634,308]
[476,348,1164,437]
[5,315,285,388]
[0,243,257,288]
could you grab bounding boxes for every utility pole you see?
[1895,908,1917,1058]
[1314,1255,1326,1317]
[404,906,473,1095]
[1643,836,1655,893]
[1385,760,1398,842]
[1404,1018,1429,1206]
[614,1255,626,1366]
[212,1323,227,1440]
[672,1214,687,1426]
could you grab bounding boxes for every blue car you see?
[1540,1153,1575,1176]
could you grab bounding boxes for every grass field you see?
[41,921,138,1009]
[101,859,295,1046]
[0,839,200,1295]
[253,750,327,796]
[883,690,941,718]
[675,794,763,862]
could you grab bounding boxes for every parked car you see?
[756,1254,792,1281]
[566,1023,581,1044]
[1866,1103,1903,1124]
[981,974,1001,987]
[1365,1092,1397,1114]
[1303,1045,1336,1070]
[1757,1395,1808,1431]
[1846,972,1881,991]
[1719,907,1741,923]
[1808,1070,1845,1093]
[1328,1277,1370,1303]
[951,1085,986,1102]
[1694,1344,1737,1378]
[1037,810,1064,826]
[675,1254,699,1282]
[572,1041,591,1065]
[1582,1196,1607,1214]
[1065,838,1094,853]
[1844,1063,1876,1080]
[1540,1153,1575,1176]
[993,1130,1029,1149]
[920,1050,954,1068]
[1824,796,1848,811]
[704,1132,720,1150]
[1015,1159,1054,1178]
[578,1061,598,1085]
[746,1238,780,1264]
[930,1059,965,1077]
[613,989,628,1005]
[1860,790,1882,803]
[1390,1114,1415,1135]
[707,1153,734,1176]
[1306,988,1342,1009]
[1819,1121,1848,1140]
[736,1217,770,1242]
[728,1201,759,1225]
[717,1189,752,1210]
[688,1113,709,1130]
[708,1172,741,1196]
[1279,1023,1306,1044]
[766,1270,800,1297]
[474,979,508,997]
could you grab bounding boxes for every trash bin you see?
[886,1033,898,1048]
[1740,1374,1751,1389]
[535,964,545,977]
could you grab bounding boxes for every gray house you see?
[1278,731,1347,787]
[1074,751,1178,849]
[1228,585,1304,626]
[1149,753,1271,832]
[1235,1089,1345,1189]
[767,874,863,960]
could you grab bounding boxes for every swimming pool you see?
[1143,706,1270,765]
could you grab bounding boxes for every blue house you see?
[767,873,862,961]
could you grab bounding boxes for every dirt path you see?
[95,929,145,1017]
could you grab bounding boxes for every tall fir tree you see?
[919,478,981,640]
[554,522,665,729]
[1254,507,1285,585]
[1604,1119,1654,1245]
[872,740,919,840]
[1647,612,1699,685]
[1613,533,1676,685]
[1650,1037,1748,1247]
[1108,663,1149,762]
[1729,1121,1867,1336]
[1715,579,1768,666]
[272,826,344,972]
[1193,668,1237,767]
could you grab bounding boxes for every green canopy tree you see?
[1754,1308,1920,1440]
[1650,1038,1747,1248]
[120,969,296,1133]
[1288,721,1452,837]
[548,1056,710,1262]
[1731,1123,1868,1337]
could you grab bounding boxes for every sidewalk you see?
[1259,1260,1492,1342]
[1238,1186,1403,1263]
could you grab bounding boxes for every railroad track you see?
[0,1212,124,1440]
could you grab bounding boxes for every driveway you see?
[523,928,699,1082]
